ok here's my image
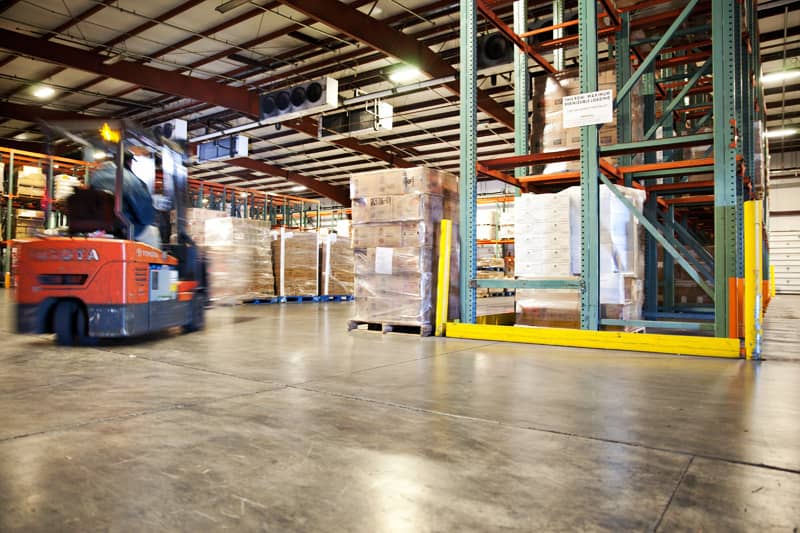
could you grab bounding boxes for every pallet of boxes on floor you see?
[182,208,277,304]
[271,228,319,302]
[348,166,459,336]
[319,232,354,301]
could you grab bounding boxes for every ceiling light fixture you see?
[389,65,423,84]
[761,70,800,84]
[215,0,250,13]
[765,128,797,139]
[33,85,55,99]
[290,185,307,192]
[93,151,107,160]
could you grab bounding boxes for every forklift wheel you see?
[54,300,92,346]
[183,293,205,333]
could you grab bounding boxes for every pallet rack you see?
[0,147,95,286]
[449,0,769,358]
[188,178,321,230]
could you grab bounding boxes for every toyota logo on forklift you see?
[31,248,100,262]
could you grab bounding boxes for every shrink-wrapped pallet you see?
[321,233,354,296]
[271,228,319,296]
[514,185,646,330]
[350,167,459,333]
[203,216,275,303]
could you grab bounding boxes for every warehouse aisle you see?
[1,293,798,532]
[762,294,800,361]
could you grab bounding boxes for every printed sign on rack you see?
[562,89,614,129]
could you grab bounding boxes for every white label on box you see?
[375,247,393,275]
[562,89,614,128]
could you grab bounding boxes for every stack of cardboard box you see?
[189,213,276,303]
[271,228,319,297]
[476,207,498,241]
[16,166,46,197]
[531,68,643,174]
[350,167,459,333]
[321,233,354,296]
[514,185,645,330]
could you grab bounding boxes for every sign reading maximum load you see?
[562,89,614,129]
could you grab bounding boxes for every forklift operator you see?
[90,153,161,249]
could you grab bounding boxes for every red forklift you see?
[15,120,208,345]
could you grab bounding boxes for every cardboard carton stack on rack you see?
[321,233,354,297]
[514,185,645,330]
[16,166,46,197]
[271,229,319,297]
[531,68,643,174]
[349,167,459,335]
[13,209,45,239]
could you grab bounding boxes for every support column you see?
[46,159,54,229]
[712,0,739,338]
[459,0,479,323]
[4,152,14,287]
[580,0,600,330]
[514,0,529,182]
[552,0,564,71]
[616,11,633,183]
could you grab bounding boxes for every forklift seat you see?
[66,188,120,235]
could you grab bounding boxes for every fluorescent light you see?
[389,66,423,83]
[240,192,248,197]
[33,86,55,99]
[765,128,797,139]
[215,0,250,13]
[761,70,800,84]
[93,151,107,160]
[290,185,307,192]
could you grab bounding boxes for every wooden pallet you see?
[347,319,433,337]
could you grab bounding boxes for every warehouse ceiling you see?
[0,0,798,203]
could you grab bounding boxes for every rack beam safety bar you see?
[445,322,741,358]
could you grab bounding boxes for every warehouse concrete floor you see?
[1,292,799,532]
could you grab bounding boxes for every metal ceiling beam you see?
[0,0,23,14]
[15,5,412,171]
[0,0,209,109]
[0,28,260,117]
[0,102,100,123]
[0,0,116,73]
[274,0,516,130]
[226,158,351,206]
